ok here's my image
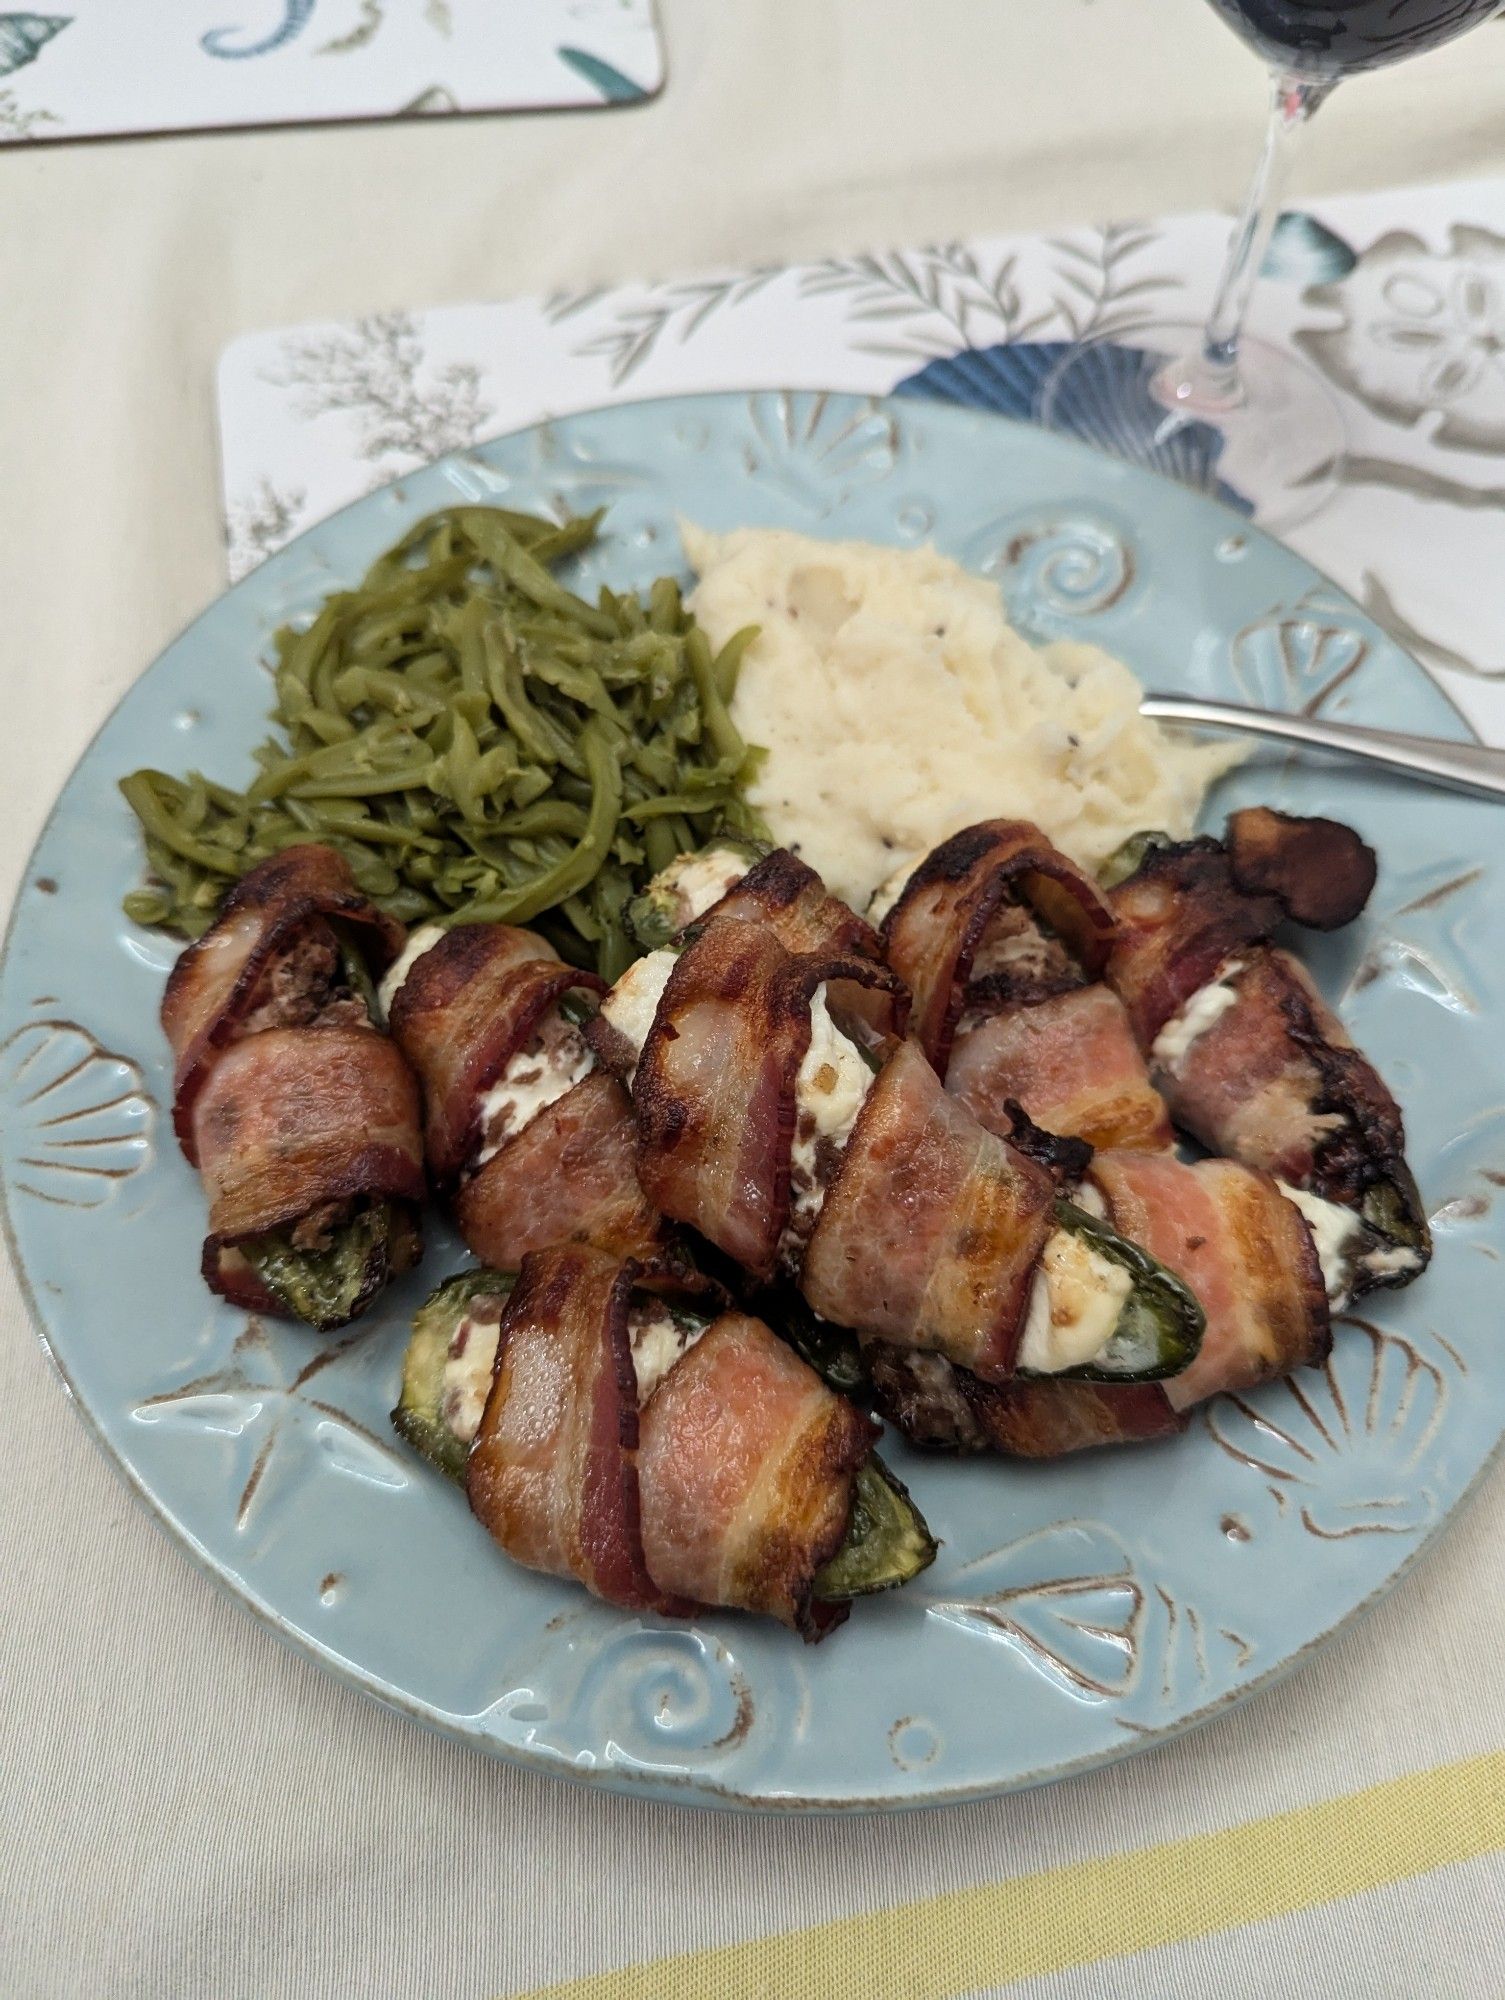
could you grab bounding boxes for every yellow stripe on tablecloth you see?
[514,1749,1505,2000]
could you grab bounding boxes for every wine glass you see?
[1037,0,1504,528]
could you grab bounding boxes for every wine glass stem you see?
[1202,71,1332,392]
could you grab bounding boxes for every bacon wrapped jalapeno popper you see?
[161,845,425,1329]
[879,821,1172,1154]
[591,867,1205,1391]
[392,1248,936,1636]
[384,922,661,1270]
[865,1145,1331,1452]
[1103,808,1430,1303]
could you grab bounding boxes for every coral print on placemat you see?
[0,0,665,145]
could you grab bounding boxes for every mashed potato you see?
[683,524,1241,911]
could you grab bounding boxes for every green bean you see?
[625,791,736,823]
[119,773,243,875]
[686,629,752,767]
[711,625,759,703]
[119,505,769,974]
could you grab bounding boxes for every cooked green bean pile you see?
[120,506,767,978]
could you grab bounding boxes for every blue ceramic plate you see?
[3,393,1499,1811]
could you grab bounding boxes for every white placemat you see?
[0,1,664,146]
[217,174,1505,751]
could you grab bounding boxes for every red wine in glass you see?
[1038,1,1503,525]
[1206,0,1502,75]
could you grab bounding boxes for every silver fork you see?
[1141,695,1505,802]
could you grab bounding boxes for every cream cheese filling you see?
[598,947,679,1086]
[1151,959,1246,1073]
[1017,1227,1135,1374]
[781,984,873,1261]
[654,845,754,928]
[472,1020,594,1170]
[439,1311,502,1446]
[628,1298,709,1404]
[377,921,445,1018]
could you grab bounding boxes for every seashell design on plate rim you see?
[923,1519,1253,1720]
[1226,584,1373,721]
[1205,1316,1457,1542]
[1338,853,1486,1021]
[923,1520,1146,1703]
[737,390,902,517]
[439,419,653,586]
[0,1017,154,1210]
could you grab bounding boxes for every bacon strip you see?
[467,1250,874,1637]
[948,984,1173,1153]
[802,1040,1055,1381]
[708,848,884,960]
[388,924,605,1185]
[704,849,898,1038]
[1107,833,1429,1268]
[193,1025,425,1303]
[1156,946,1426,1236]
[468,1246,677,1613]
[455,1069,663,1270]
[633,922,903,1281]
[638,1311,875,1638]
[882,820,1115,1077]
[1105,837,1284,1049]
[162,844,404,1160]
[865,1343,1187,1456]
[1088,1150,1329,1411]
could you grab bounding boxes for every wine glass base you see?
[1035,322,1345,533]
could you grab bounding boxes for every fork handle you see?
[1140,695,1505,802]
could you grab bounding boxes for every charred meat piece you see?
[1225,806,1377,932]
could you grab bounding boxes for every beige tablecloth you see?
[4,5,1505,1995]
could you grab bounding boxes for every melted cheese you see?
[628,1299,708,1404]
[377,922,445,1017]
[1364,1243,1424,1281]
[1277,1181,1424,1303]
[1017,1228,1134,1373]
[472,1019,593,1169]
[1278,1181,1365,1304]
[598,948,678,1081]
[867,857,920,926]
[653,845,753,927]
[1151,960,1246,1072]
[783,985,873,1252]
[440,1312,502,1445]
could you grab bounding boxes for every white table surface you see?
[4,5,1505,1994]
